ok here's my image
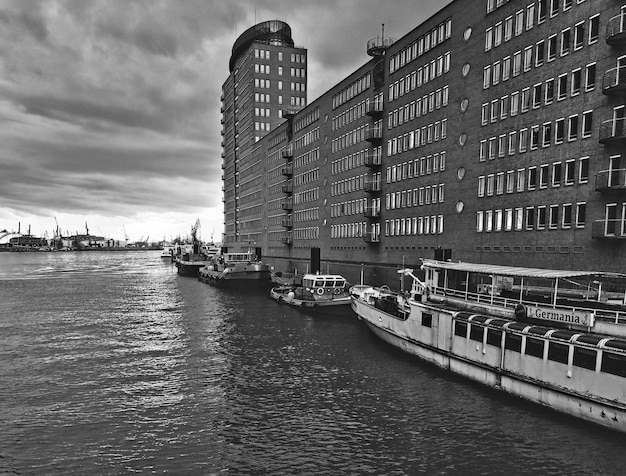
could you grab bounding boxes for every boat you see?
[160,243,175,259]
[175,220,214,277]
[350,260,626,433]
[198,251,272,287]
[270,274,352,312]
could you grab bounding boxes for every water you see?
[1,251,625,475]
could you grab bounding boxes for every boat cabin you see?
[302,274,348,295]
[420,259,626,332]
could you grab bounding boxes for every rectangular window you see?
[505,333,522,352]
[535,40,545,67]
[542,122,552,147]
[454,321,468,337]
[574,202,586,230]
[540,164,549,188]
[589,14,600,44]
[555,118,565,143]
[521,88,530,112]
[548,342,569,364]
[510,91,519,116]
[557,74,568,100]
[525,337,545,358]
[574,21,585,50]
[571,68,581,96]
[517,169,525,192]
[579,157,589,183]
[518,128,528,152]
[573,347,596,370]
[469,324,484,342]
[582,110,593,138]
[585,63,596,91]
[515,207,524,230]
[532,83,542,108]
[523,46,533,72]
[530,125,540,149]
[565,159,575,185]
[528,166,537,190]
[552,162,562,187]
[560,28,571,56]
[487,329,502,346]
[562,203,573,228]
[502,56,511,81]
[537,206,547,229]
[547,34,557,61]
[601,352,626,378]
[549,204,559,229]
[526,206,535,229]
[515,10,524,36]
[545,78,554,104]
[568,115,579,141]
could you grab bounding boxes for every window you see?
[562,203,573,228]
[540,164,549,188]
[483,66,491,89]
[515,208,524,230]
[515,10,524,36]
[601,352,626,378]
[555,118,565,143]
[547,34,557,61]
[589,15,600,44]
[533,83,542,108]
[561,28,571,56]
[574,21,585,50]
[576,202,586,227]
[502,56,511,81]
[528,166,537,190]
[525,337,545,358]
[526,206,535,229]
[552,162,562,187]
[548,342,569,364]
[478,176,486,197]
[549,204,559,228]
[531,125,540,149]
[585,63,596,91]
[542,122,552,147]
[573,347,596,370]
[487,329,502,346]
[519,128,528,152]
[521,88,530,112]
[568,115,579,141]
[538,206,547,229]
[535,40,545,67]
[571,68,581,96]
[565,159,575,185]
[582,110,593,138]
[422,313,433,327]
[557,74,567,100]
[510,91,519,116]
[476,211,484,232]
[545,78,554,104]
[513,51,522,76]
[454,321,468,337]
[517,169,525,192]
[523,46,533,72]
[579,157,589,183]
[505,333,522,352]
[470,324,484,342]
[500,96,509,120]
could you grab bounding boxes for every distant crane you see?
[191,219,201,253]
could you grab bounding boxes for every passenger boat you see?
[270,274,352,312]
[198,252,271,287]
[160,243,175,259]
[350,260,626,433]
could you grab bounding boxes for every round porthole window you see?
[457,167,466,181]
[456,201,465,214]
[459,133,467,146]
[462,63,471,77]
[463,27,472,41]
[460,98,469,112]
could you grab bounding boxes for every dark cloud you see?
[0,0,451,240]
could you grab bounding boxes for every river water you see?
[1,251,625,475]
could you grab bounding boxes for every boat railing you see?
[430,287,626,325]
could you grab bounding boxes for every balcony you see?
[281,215,293,228]
[602,66,626,96]
[281,199,293,211]
[607,12,626,46]
[364,179,381,193]
[367,35,396,57]
[364,151,382,167]
[281,164,293,176]
[282,233,293,245]
[599,118,626,145]
[595,169,626,191]
[363,231,381,243]
[366,100,383,117]
[364,207,381,218]
[592,220,626,239]
[281,182,293,194]
[282,145,293,159]
[365,127,383,143]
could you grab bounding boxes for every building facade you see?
[220,1,626,285]
[221,20,307,252]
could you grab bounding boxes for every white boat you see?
[198,252,271,287]
[270,274,352,312]
[350,260,626,433]
[160,244,175,259]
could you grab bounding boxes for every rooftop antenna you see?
[382,23,385,38]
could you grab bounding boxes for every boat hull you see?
[198,267,271,287]
[352,295,626,433]
[175,260,212,277]
[270,287,352,312]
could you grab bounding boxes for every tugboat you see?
[198,251,271,287]
[175,219,213,277]
[270,273,352,313]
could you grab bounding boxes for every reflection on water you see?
[1,251,625,475]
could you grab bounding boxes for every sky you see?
[0,0,450,244]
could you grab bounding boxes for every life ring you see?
[317,287,324,295]
[334,288,341,294]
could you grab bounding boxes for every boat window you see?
[454,321,468,338]
[525,337,545,358]
[422,313,433,328]
[454,312,472,322]
[601,352,626,378]
[547,342,569,364]
[469,324,484,342]
[486,329,502,346]
[505,333,522,352]
[573,347,596,370]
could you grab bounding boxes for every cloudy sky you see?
[0,0,449,243]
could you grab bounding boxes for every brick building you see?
[220,1,626,285]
